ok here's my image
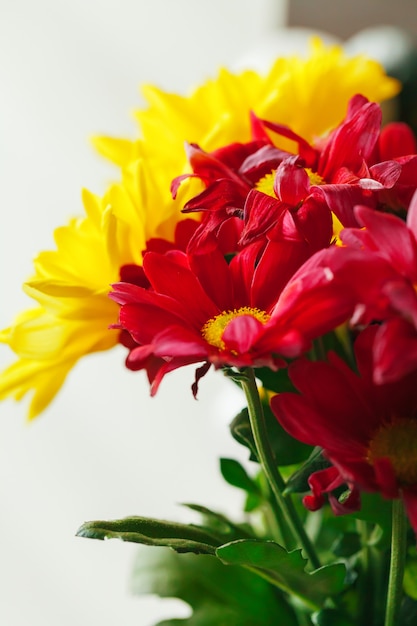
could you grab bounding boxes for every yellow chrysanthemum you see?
[94,38,399,172]
[0,39,400,419]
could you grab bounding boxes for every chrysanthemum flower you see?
[0,165,188,419]
[271,326,417,535]
[175,96,417,255]
[110,240,356,395]
[96,39,399,175]
[0,41,400,418]
[336,190,417,384]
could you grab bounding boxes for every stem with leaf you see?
[239,367,321,570]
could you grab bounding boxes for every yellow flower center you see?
[201,307,270,350]
[305,168,325,186]
[255,172,276,198]
[331,212,344,247]
[254,168,325,200]
[367,419,417,486]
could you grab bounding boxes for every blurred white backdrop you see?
[0,1,288,624]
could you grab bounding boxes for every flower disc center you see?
[255,172,276,198]
[368,418,417,486]
[202,307,270,350]
[305,168,325,186]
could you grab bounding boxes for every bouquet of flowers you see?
[2,39,417,625]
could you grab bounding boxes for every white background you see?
[0,1,289,624]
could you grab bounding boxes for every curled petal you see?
[222,315,264,354]
[303,466,344,511]
[274,158,310,205]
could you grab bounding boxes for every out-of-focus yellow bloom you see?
[95,39,400,171]
[0,39,400,419]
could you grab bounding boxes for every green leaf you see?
[216,539,346,609]
[181,503,254,541]
[220,458,260,494]
[404,557,417,600]
[312,608,356,626]
[349,492,392,545]
[229,408,258,461]
[244,491,263,513]
[255,366,295,393]
[131,547,298,625]
[399,595,417,626]
[284,447,330,494]
[331,532,362,558]
[76,516,222,555]
[230,405,312,466]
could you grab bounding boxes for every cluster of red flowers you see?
[110,95,417,532]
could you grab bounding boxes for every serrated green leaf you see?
[230,405,312,466]
[216,539,346,609]
[131,547,298,626]
[220,458,260,494]
[76,516,221,555]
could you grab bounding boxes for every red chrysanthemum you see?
[339,190,417,383]
[271,326,417,534]
[172,95,417,254]
[110,239,355,395]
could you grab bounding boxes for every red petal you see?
[183,178,247,214]
[212,139,267,171]
[143,252,218,326]
[373,319,417,384]
[239,144,291,180]
[315,184,371,226]
[402,489,417,536]
[286,357,377,440]
[251,239,309,312]
[304,466,343,511]
[241,189,286,245]
[150,356,203,396]
[271,392,327,446]
[153,325,209,359]
[228,241,262,304]
[274,158,310,205]
[328,486,361,515]
[192,362,211,397]
[319,101,382,180]
[120,303,188,344]
[186,143,244,185]
[369,161,401,188]
[111,282,188,320]
[222,315,264,353]
[379,122,417,159]
[292,195,333,251]
[355,205,417,277]
[259,118,318,166]
[373,457,399,498]
[406,189,417,237]
[189,246,233,312]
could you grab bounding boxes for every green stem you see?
[356,520,379,626]
[384,499,407,626]
[240,367,321,570]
